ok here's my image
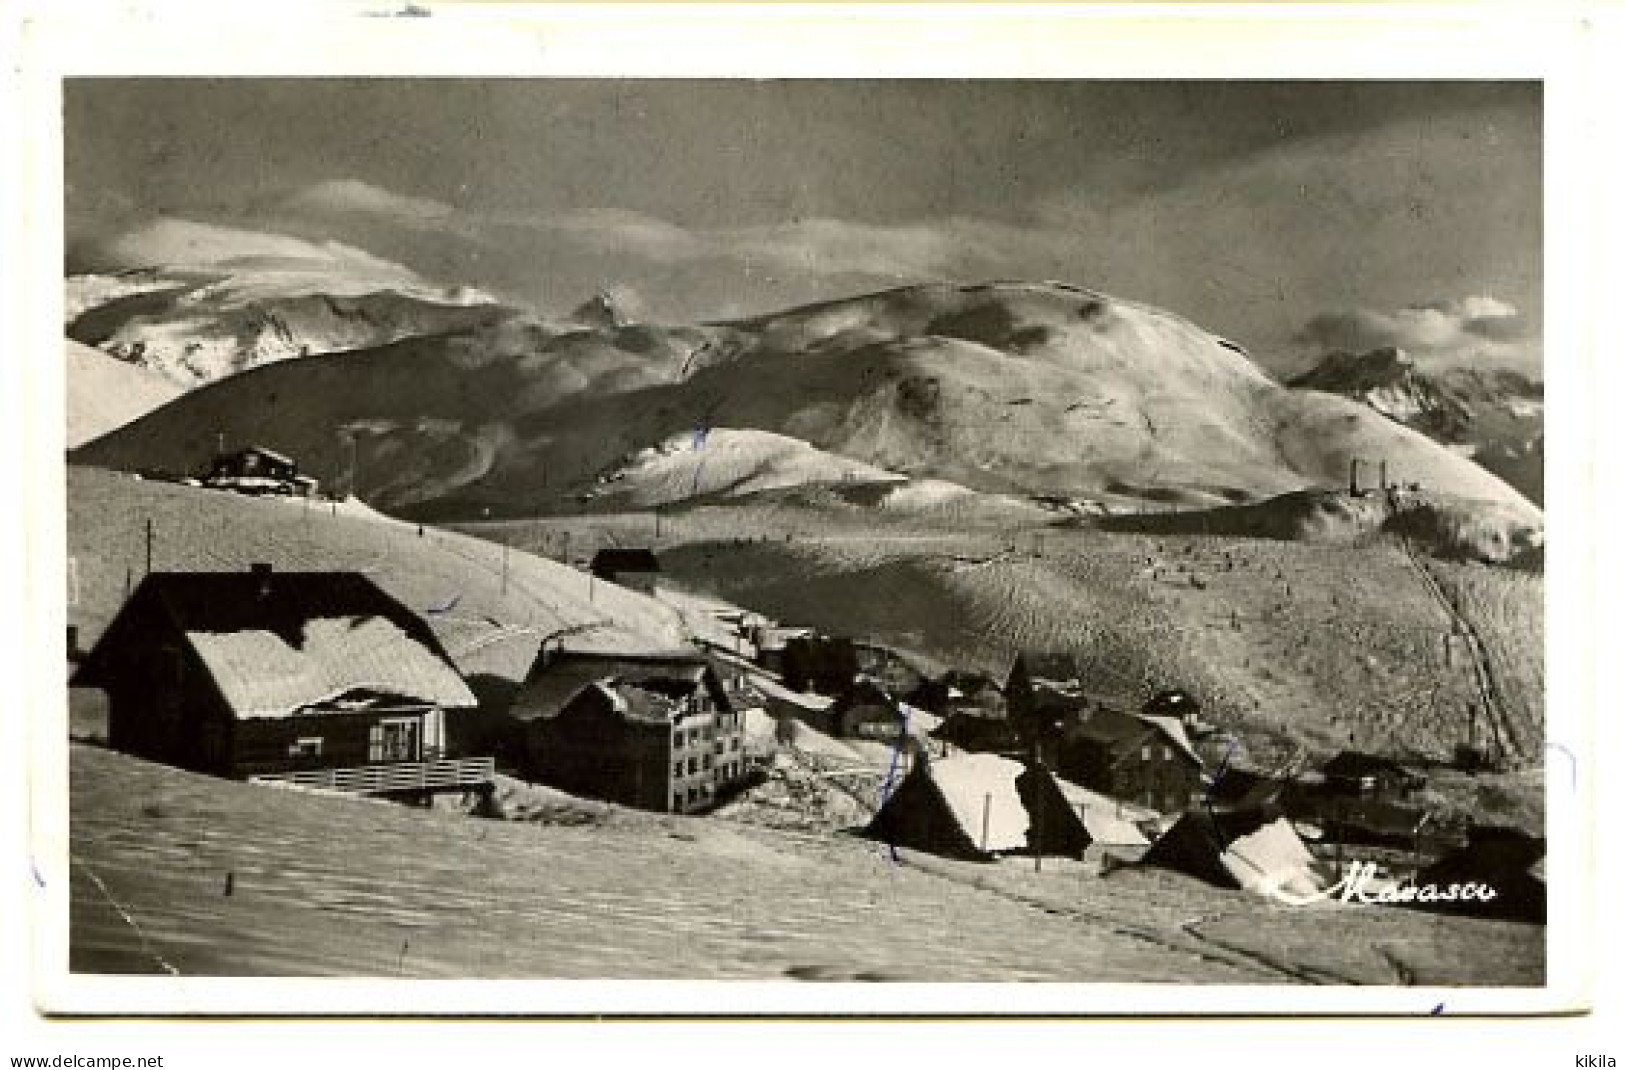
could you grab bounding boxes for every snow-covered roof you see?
[752,674,835,712]
[1220,816,1324,898]
[927,754,1031,853]
[1137,713,1203,767]
[188,615,476,719]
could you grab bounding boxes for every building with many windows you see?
[509,648,748,813]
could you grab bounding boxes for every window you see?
[1163,746,1174,762]
[688,757,699,774]
[369,718,420,762]
[703,754,713,769]
[730,737,741,751]
[673,762,684,779]
[672,794,682,812]
[288,737,323,759]
[1140,745,1152,762]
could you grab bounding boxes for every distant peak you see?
[570,290,631,330]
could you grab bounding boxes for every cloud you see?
[527,209,973,281]
[79,216,497,306]
[97,217,426,280]
[1293,295,1539,371]
[268,181,996,283]
[277,179,466,231]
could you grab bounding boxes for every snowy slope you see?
[65,339,185,447]
[73,280,1540,522]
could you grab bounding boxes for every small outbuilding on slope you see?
[867,753,1090,861]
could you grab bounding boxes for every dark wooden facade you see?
[831,680,907,740]
[782,634,860,696]
[205,445,316,496]
[1005,650,1084,748]
[1051,707,1205,814]
[73,567,481,792]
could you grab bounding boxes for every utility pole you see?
[501,537,509,597]
[349,435,360,500]
[1348,457,1361,496]
[145,517,154,576]
[982,793,992,854]
[1034,799,1043,873]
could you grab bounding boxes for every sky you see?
[64,79,1543,376]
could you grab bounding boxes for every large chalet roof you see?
[74,568,475,718]
[188,616,472,718]
[513,647,716,723]
[1066,707,1203,767]
[236,444,296,467]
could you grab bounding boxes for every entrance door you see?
[370,717,421,762]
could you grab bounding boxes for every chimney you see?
[250,562,273,598]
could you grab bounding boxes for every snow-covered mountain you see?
[73,280,1539,535]
[1288,346,1544,502]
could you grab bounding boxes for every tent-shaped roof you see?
[930,754,1033,853]
[1143,807,1324,897]
[868,754,1091,861]
[1060,780,1153,847]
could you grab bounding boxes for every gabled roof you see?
[244,444,296,467]
[1062,706,1203,767]
[74,569,474,718]
[1066,705,1153,746]
[217,444,296,468]
[1144,807,1323,896]
[929,754,1034,853]
[188,616,474,718]
[1321,750,1422,781]
[513,647,715,722]
[1136,713,1203,767]
[585,681,689,725]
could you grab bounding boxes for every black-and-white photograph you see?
[28,14,1585,1014]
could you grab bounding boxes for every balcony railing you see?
[249,756,495,796]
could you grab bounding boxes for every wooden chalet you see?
[1319,750,1427,798]
[867,753,1091,862]
[71,564,489,799]
[781,633,860,696]
[1049,705,1205,814]
[1004,650,1085,747]
[206,445,318,497]
[509,648,748,814]
[829,679,908,741]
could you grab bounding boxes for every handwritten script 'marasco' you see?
[1260,861,1499,909]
